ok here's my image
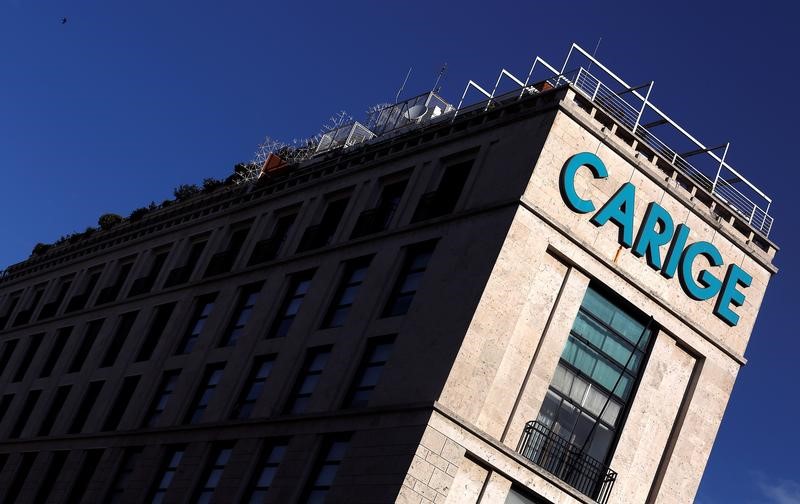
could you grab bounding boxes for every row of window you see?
[0,240,435,392]
[0,334,396,439]
[0,155,475,332]
[0,434,350,503]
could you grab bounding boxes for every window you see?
[0,394,14,424]
[204,223,252,277]
[129,248,170,296]
[164,239,207,287]
[323,257,371,328]
[11,332,44,382]
[0,293,21,330]
[0,339,18,378]
[96,260,134,305]
[143,370,181,428]
[39,276,73,319]
[68,319,105,373]
[9,389,41,438]
[103,375,141,431]
[4,452,36,502]
[249,212,297,265]
[101,311,139,367]
[412,159,473,221]
[296,197,350,252]
[346,336,395,408]
[185,364,225,424]
[382,241,437,317]
[66,450,104,503]
[68,380,104,434]
[136,302,176,362]
[38,385,72,436]
[267,271,314,339]
[504,485,550,504]
[105,447,144,503]
[219,283,263,347]
[32,451,69,504]
[149,446,185,504]
[301,435,351,503]
[351,178,408,238]
[535,286,654,467]
[13,284,45,326]
[193,442,235,503]
[244,440,289,503]
[39,326,72,378]
[65,268,103,312]
[285,347,331,414]
[231,356,275,420]
[177,294,217,354]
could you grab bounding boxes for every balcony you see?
[517,421,616,504]
[248,237,281,266]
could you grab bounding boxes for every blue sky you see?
[1,1,798,501]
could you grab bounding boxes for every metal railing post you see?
[712,142,729,194]
[633,81,654,133]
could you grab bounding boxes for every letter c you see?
[560,152,608,214]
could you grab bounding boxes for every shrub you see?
[202,178,225,193]
[128,207,150,222]
[98,213,123,230]
[31,243,52,256]
[173,184,200,201]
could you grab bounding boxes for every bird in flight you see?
[60,17,68,24]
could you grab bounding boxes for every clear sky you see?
[1,0,797,501]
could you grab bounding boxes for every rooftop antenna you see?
[433,63,448,93]
[395,67,412,104]
[587,37,602,72]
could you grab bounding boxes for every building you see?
[0,44,777,504]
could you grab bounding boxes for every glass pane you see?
[371,342,393,362]
[256,361,274,379]
[267,445,286,464]
[327,308,348,328]
[359,365,383,387]
[315,464,338,486]
[284,298,302,317]
[536,390,561,427]
[205,468,223,487]
[306,490,327,504]
[295,279,311,295]
[553,401,577,439]
[569,375,588,404]
[200,303,214,317]
[338,286,358,305]
[601,332,635,369]
[309,353,329,371]
[582,385,607,417]
[581,288,614,324]
[298,375,320,395]
[290,397,309,414]
[601,399,621,426]
[551,363,573,395]
[328,441,349,461]
[217,449,232,465]
[257,467,277,486]
[409,251,432,270]
[248,490,267,504]
[609,310,646,347]
[350,266,368,283]
[399,271,422,293]
[587,423,614,462]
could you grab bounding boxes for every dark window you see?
[382,241,437,317]
[136,302,176,362]
[38,385,72,436]
[346,336,395,408]
[0,394,14,424]
[11,332,44,382]
[68,380,104,434]
[103,375,141,431]
[185,364,225,424]
[0,293,21,330]
[193,442,235,503]
[105,447,144,503]
[205,224,252,277]
[129,249,170,297]
[143,370,181,428]
[164,240,207,287]
[9,389,41,438]
[101,311,139,367]
[323,257,371,328]
[148,446,185,504]
[39,326,72,378]
[176,294,217,354]
[249,212,297,265]
[412,159,473,221]
[65,269,103,312]
[13,285,45,326]
[219,283,263,347]
[68,319,105,373]
[96,261,134,305]
[301,435,351,503]
[66,449,103,503]
[285,347,331,414]
[351,179,408,238]
[297,197,349,252]
[0,339,19,378]
[267,271,314,339]
[39,277,73,319]
[231,356,275,420]
[4,452,36,502]
[32,450,69,504]
[244,440,288,503]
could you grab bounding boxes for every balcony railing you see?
[517,421,617,504]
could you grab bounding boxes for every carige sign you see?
[560,152,752,327]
